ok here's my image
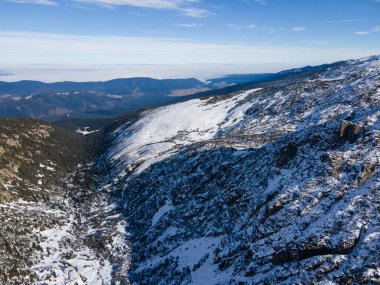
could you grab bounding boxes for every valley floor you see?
[26,164,130,285]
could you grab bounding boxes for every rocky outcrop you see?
[359,163,376,186]
[339,120,361,143]
[276,142,298,166]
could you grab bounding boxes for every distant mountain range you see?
[0,77,208,120]
[0,63,346,121]
[0,77,205,95]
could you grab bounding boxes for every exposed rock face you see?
[101,56,380,284]
[359,163,376,186]
[339,120,361,143]
[276,142,298,166]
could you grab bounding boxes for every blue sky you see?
[1,0,380,81]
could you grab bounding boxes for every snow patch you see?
[151,199,174,226]
[76,127,100,136]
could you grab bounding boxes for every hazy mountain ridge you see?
[0,77,203,95]
[0,63,348,121]
[0,77,206,120]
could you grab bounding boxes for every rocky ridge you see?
[101,56,380,284]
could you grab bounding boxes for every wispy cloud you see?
[5,0,57,6]
[292,27,307,32]
[252,0,268,5]
[175,23,203,28]
[1,31,376,81]
[256,26,307,33]
[355,31,370,35]
[324,17,380,24]
[354,26,380,35]
[241,0,268,5]
[0,30,371,65]
[6,0,211,17]
[324,19,367,24]
[72,0,211,17]
[228,24,256,30]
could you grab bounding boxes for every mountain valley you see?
[0,56,380,284]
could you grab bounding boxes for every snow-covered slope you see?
[109,88,261,173]
[103,56,380,284]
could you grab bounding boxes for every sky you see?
[1,0,380,82]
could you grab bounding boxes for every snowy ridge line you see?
[109,88,262,173]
